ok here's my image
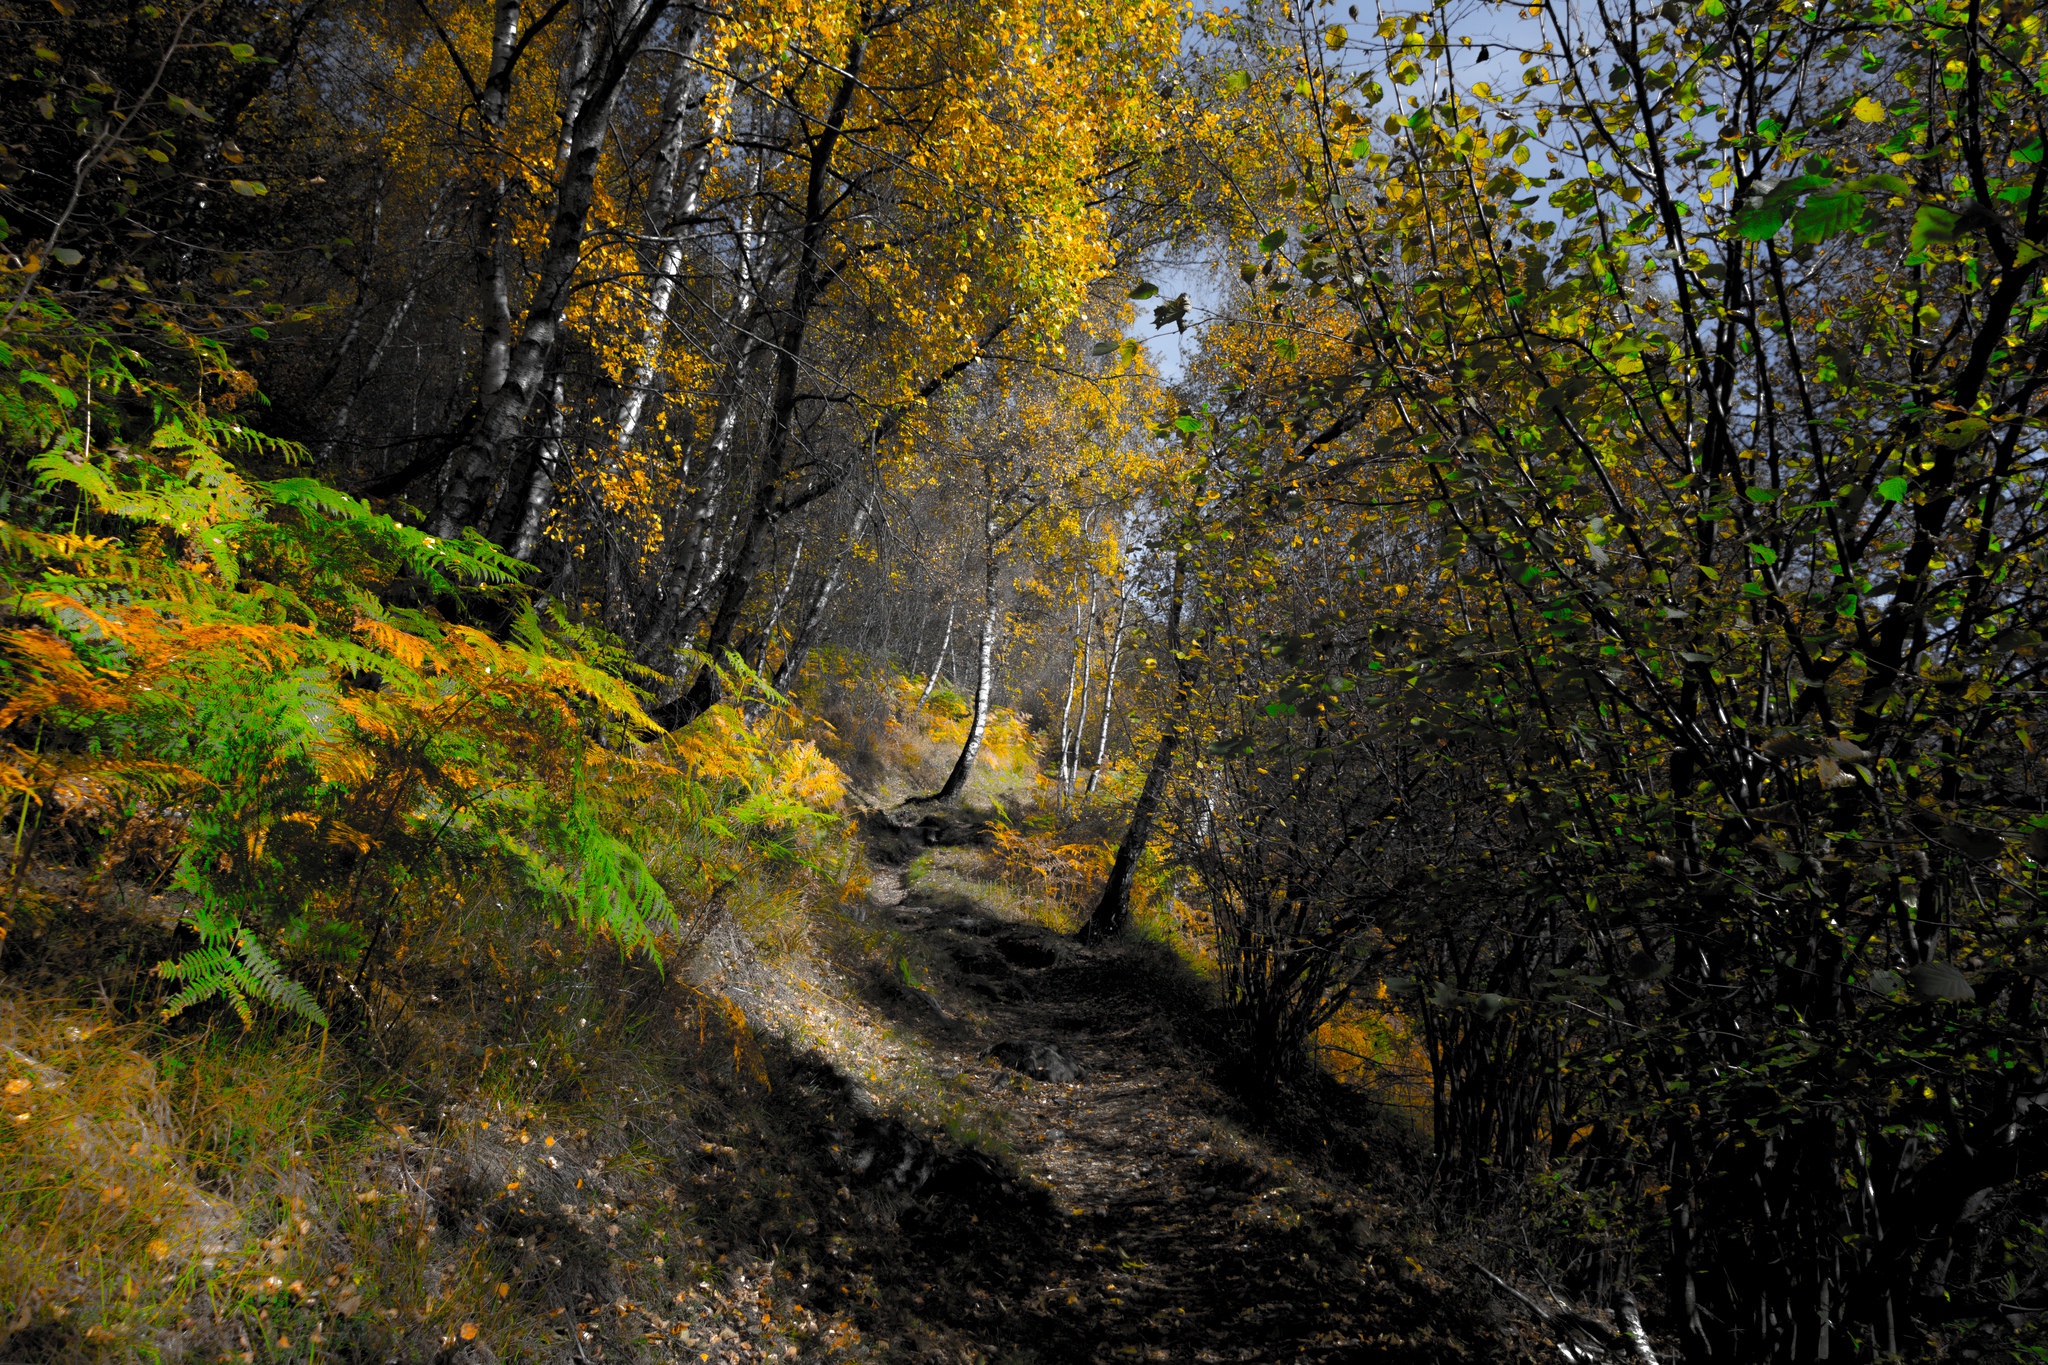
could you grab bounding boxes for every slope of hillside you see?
[2,690,1548,1364]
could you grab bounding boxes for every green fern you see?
[2,296,840,1037]
[159,899,329,1029]
[506,795,672,964]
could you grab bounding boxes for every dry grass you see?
[0,847,880,1364]
[796,652,1045,809]
[0,995,377,1363]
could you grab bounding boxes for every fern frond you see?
[158,897,327,1028]
[159,944,254,1026]
[231,927,328,1027]
[265,480,530,589]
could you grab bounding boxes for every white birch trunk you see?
[918,601,954,706]
[611,68,731,460]
[510,377,566,562]
[1085,588,1131,793]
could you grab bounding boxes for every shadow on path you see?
[727,804,1537,1363]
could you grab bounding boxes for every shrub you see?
[0,299,847,1029]
[1168,728,1430,1077]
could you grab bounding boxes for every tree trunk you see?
[1055,619,1081,791]
[932,565,1001,803]
[508,377,566,562]
[917,601,954,706]
[1068,599,1094,792]
[1085,588,1130,793]
[1077,730,1177,943]
[307,175,386,404]
[772,491,872,694]
[750,532,804,675]
[321,185,453,470]
[610,62,729,460]
[471,0,528,408]
[1080,554,1189,943]
[656,37,866,723]
[632,197,776,661]
[432,0,682,539]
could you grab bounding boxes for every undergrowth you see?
[796,650,1037,806]
[0,298,1442,1359]
[0,284,868,1362]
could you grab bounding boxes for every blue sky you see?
[1120,0,1555,381]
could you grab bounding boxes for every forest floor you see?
[0,797,1550,1365]
[666,802,1543,1364]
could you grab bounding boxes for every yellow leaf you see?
[1852,96,1886,122]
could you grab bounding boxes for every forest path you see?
[812,809,1522,1364]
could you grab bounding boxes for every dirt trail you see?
[800,810,1527,1364]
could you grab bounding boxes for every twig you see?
[1467,1258,1627,1359]
[1618,1292,1662,1365]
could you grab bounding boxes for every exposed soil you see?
[695,805,1541,1364]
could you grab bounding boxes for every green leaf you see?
[1875,476,1909,501]
[1089,339,1119,356]
[1259,228,1288,253]
[1842,172,1912,195]
[1910,204,1960,250]
[1734,174,1833,240]
[1734,205,1787,240]
[49,247,82,265]
[1932,416,1988,447]
[1791,193,1863,244]
[229,179,268,197]
[1224,70,1250,93]
[1128,281,1159,300]
[1908,961,1974,1003]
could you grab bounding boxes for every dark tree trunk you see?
[1077,728,1178,943]
[654,37,868,726]
[431,0,681,539]
[772,492,871,694]
[1079,554,1190,943]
